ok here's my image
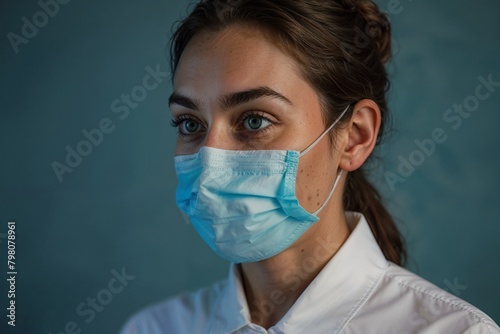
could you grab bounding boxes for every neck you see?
[240,205,350,329]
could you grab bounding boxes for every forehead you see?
[173,24,301,95]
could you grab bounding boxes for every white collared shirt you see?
[120,213,499,333]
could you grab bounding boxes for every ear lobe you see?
[339,99,381,172]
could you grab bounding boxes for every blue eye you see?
[170,116,204,137]
[182,119,200,133]
[243,115,271,131]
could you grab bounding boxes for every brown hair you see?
[169,0,406,265]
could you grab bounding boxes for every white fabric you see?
[120,213,499,334]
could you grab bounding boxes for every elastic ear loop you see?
[299,104,350,157]
[313,169,343,216]
[297,104,350,215]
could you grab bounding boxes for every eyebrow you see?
[168,86,293,111]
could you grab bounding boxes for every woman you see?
[121,0,500,332]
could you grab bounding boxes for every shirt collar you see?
[207,263,250,334]
[208,212,390,334]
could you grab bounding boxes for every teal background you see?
[1,0,499,333]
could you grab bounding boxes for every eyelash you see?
[170,115,192,129]
[170,111,274,137]
[170,115,201,138]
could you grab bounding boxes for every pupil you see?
[186,121,198,132]
[248,117,262,130]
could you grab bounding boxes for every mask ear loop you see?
[297,104,351,215]
[312,169,343,216]
[299,104,350,157]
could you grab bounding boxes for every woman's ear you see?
[339,99,381,171]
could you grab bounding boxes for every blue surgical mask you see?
[174,105,349,263]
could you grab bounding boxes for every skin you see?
[170,24,381,329]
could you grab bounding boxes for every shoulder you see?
[352,262,500,333]
[119,280,227,334]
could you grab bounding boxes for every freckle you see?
[300,169,303,173]
[301,249,304,253]
[308,196,312,201]
[307,173,310,177]
[316,193,320,197]
[317,202,320,206]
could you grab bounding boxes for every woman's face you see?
[170,24,343,214]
